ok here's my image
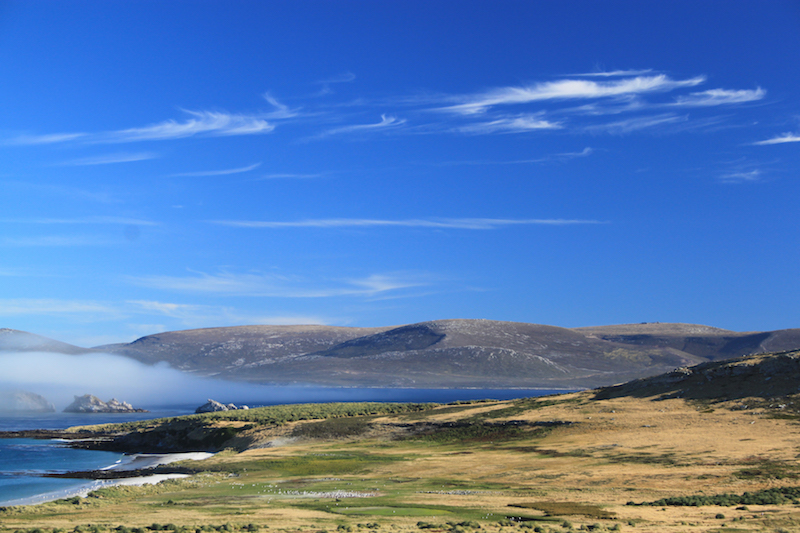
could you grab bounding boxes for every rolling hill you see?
[96,320,800,388]
[3,321,800,389]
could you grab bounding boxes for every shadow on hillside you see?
[593,350,800,402]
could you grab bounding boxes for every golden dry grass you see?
[4,392,800,533]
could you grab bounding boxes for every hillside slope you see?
[3,321,799,389]
[10,350,800,533]
[0,328,92,355]
[95,320,800,388]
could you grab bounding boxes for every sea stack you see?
[0,390,56,413]
[63,394,148,413]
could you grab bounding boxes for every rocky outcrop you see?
[63,394,148,413]
[195,399,249,413]
[0,390,56,413]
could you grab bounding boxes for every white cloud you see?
[753,132,800,145]
[210,217,605,229]
[317,72,356,84]
[128,299,327,327]
[4,181,121,204]
[673,87,765,107]
[436,147,594,166]
[261,93,300,119]
[586,113,688,134]
[317,114,406,137]
[443,75,706,115]
[557,147,594,158]
[60,152,157,166]
[455,114,562,134]
[170,162,262,177]
[109,110,275,141]
[571,69,655,77]
[1,216,157,226]
[0,298,117,316]
[719,169,762,183]
[257,173,324,180]
[128,270,432,298]
[6,132,87,145]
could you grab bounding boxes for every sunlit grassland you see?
[5,393,800,532]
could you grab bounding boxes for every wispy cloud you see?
[719,169,762,183]
[128,300,327,327]
[6,132,87,145]
[128,270,432,298]
[170,162,262,177]
[673,88,765,107]
[1,216,157,226]
[210,217,605,229]
[571,69,655,77]
[316,114,406,138]
[753,132,800,145]
[454,114,562,134]
[59,152,158,166]
[313,72,357,96]
[256,173,325,180]
[442,75,706,115]
[434,147,594,166]
[318,72,356,85]
[586,113,688,134]
[109,110,275,141]
[0,298,118,316]
[261,93,300,119]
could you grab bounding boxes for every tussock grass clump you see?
[630,486,800,507]
[406,422,527,444]
[509,502,615,520]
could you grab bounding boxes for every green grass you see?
[195,452,402,477]
[71,403,440,433]
[404,423,527,444]
[630,486,800,507]
[334,507,454,517]
[509,502,615,520]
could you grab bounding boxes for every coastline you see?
[0,451,213,507]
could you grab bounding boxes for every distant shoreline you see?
[0,451,213,507]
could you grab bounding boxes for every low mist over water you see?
[0,351,559,411]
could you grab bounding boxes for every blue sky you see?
[1,1,799,346]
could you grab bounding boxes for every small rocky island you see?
[195,399,249,413]
[63,394,148,413]
[0,390,56,413]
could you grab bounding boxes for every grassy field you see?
[3,391,800,533]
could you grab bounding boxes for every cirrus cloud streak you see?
[211,217,604,230]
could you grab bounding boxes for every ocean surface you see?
[0,388,564,506]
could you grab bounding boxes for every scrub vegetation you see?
[5,351,800,533]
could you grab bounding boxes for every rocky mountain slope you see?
[3,321,799,389]
[94,320,800,389]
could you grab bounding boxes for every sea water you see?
[0,407,189,506]
[0,388,566,506]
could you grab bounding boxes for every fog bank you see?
[0,351,343,410]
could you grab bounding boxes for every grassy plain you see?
[3,391,800,533]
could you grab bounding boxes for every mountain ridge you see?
[4,320,799,389]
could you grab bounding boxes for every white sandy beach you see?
[0,452,213,507]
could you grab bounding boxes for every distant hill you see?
[0,328,92,355]
[91,320,800,389]
[3,321,799,389]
